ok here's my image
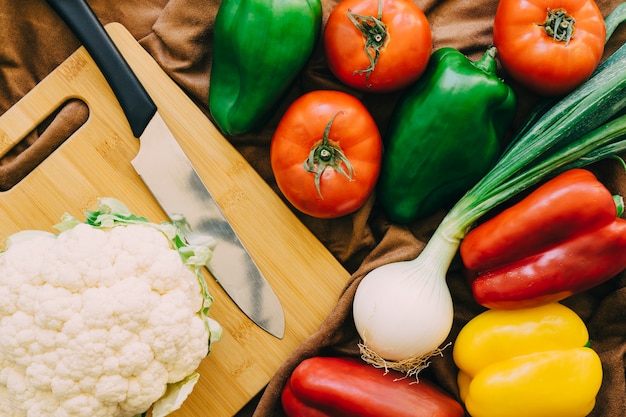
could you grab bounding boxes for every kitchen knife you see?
[45,0,285,339]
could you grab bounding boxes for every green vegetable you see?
[353,7,626,376]
[209,0,322,135]
[377,47,517,223]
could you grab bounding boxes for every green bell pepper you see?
[209,0,322,136]
[377,47,517,223]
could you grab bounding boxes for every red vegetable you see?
[493,0,606,96]
[270,90,382,218]
[461,169,626,309]
[281,356,465,417]
[323,0,432,93]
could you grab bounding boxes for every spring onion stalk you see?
[354,8,626,376]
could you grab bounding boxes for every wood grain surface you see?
[0,23,349,416]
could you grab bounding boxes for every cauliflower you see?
[0,198,222,417]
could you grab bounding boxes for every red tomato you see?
[324,0,432,93]
[270,90,382,218]
[493,0,606,96]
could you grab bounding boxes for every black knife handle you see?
[46,0,157,137]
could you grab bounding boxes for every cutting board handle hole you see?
[0,99,89,191]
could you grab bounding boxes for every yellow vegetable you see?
[453,303,603,417]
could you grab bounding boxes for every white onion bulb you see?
[353,229,458,375]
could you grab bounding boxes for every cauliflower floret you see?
[34,284,82,331]
[0,219,218,417]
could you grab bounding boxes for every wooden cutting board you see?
[0,23,350,416]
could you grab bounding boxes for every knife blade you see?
[46,0,285,339]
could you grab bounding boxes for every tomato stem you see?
[303,111,355,198]
[540,8,576,45]
[347,0,388,86]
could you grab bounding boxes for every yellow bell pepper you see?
[453,303,603,417]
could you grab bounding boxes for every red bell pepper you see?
[281,356,464,417]
[460,168,626,309]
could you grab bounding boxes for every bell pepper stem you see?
[613,194,625,217]
[472,47,498,74]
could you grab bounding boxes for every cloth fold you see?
[1,1,624,416]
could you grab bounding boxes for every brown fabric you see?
[1,1,625,416]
